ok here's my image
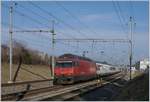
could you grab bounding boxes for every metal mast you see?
[8,4,13,83]
[129,16,134,80]
[51,20,56,79]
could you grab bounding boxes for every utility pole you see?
[129,16,134,80]
[8,4,13,83]
[51,20,56,79]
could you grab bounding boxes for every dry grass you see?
[1,63,52,83]
[131,70,143,78]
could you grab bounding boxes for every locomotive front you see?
[54,60,77,84]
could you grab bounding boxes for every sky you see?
[1,1,149,65]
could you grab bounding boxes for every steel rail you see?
[2,79,52,87]
[2,85,63,101]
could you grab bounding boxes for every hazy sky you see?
[1,1,149,65]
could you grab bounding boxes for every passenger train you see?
[53,54,120,84]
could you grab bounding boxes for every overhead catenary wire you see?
[54,1,99,36]
[16,2,53,27]
[28,1,90,39]
[9,35,52,53]
[2,23,84,56]
[2,2,132,65]
[129,0,135,21]
[2,22,83,55]
[56,40,85,51]
[14,9,49,29]
[2,22,52,54]
[116,1,127,23]
[3,3,81,40]
[2,21,50,42]
[55,24,79,39]
[2,4,46,29]
[25,2,77,39]
[2,35,51,58]
[112,1,128,38]
[2,4,78,47]
[2,22,24,30]
[13,2,79,39]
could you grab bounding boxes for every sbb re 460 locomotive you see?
[54,54,97,84]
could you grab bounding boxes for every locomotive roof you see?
[58,53,93,62]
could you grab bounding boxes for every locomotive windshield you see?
[56,61,74,68]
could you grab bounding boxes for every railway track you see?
[2,85,63,101]
[2,79,53,95]
[44,73,125,101]
[2,72,126,101]
[2,79,52,87]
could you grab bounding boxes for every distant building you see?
[131,67,137,74]
[140,59,149,70]
[135,59,149,71]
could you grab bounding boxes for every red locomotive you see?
[54,54,97,84]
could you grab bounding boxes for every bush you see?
[2,41,50,65]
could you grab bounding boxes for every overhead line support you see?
[55,38,130,43]
[8,3,13,83]
[13,23,56,80]
[129,16,134,80]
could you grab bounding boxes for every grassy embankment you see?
[2,63,52,83]
[114,71,149,101]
